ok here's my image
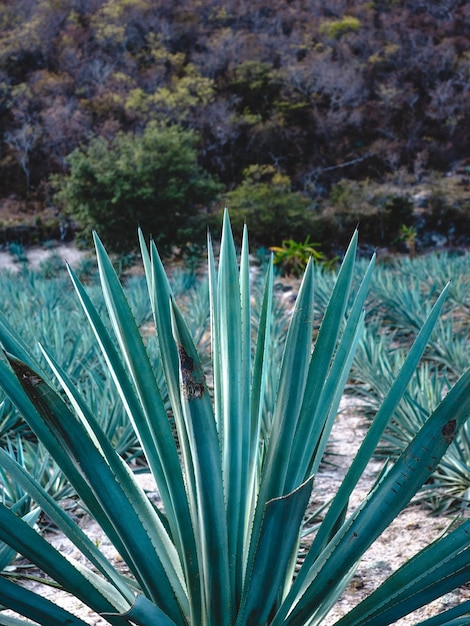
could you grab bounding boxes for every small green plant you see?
[270,237,337,277]
[8,242,28,268]
[0,212,469,625]
[396,224,417,255]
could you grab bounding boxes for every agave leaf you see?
[307,282,451,563]
[216,213,250,608]
[0,447,134,603]
[0,575,89,626]
[0,313,41,372]
[335,511,470,625]
[207,229,221,424]
[0,617,47,626]
[0,542,18,575]
[302,251,376,480]
[141,235,203,621]
[286,230,359,487]
[0,360,118,539]
[84,235,201,621]
[0,507,40,572]
[237,223,253,598]
[170,298,231,626]
[138,234,181,424]
[0,503,130,625]
[67,557,135,615]
[247,258,273,515]
[5,354,185,625]
[282,306,366,608]
[350,548,470,626]
[66,263,177,514]
[255,256,315,502]
[39,343,187,600]
[415,600,470,625]
[276,366,470,626]
[92,233,187,520]
[236,476,314,626]
[116,594,178,626]
[239,255,315,608]
[137,228,152,285]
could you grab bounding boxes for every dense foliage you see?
[53,122,221,252]
[225,165,317,247]
[1,0,470,250]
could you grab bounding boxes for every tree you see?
[4,119,39,193]
[53,122,222,252]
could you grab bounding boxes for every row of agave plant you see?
[350,251,470,513]
[0,212,468,624]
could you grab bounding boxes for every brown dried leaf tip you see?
[441,419,457,444]
[177,344,205,400]
[8,358,43,396]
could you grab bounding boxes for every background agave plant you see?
[351,252,470,513]
[0,211,468,625]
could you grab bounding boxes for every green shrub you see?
[427,175,470,242]
[325,179,414,247]
[319,15,361,39]
[53,122,222,254]
[229,61,282,119]
[0,214,469,624]
[225,165,319,246]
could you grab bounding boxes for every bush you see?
[426,175,470,246]
[319,15,361,39]
[53,122,222,253]
[224,164,319,247]
[324,179,415,247]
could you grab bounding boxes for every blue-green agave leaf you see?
[236,476,314,626]
[5,354,185,625]
[115,594,178,626]
[170,299,231,626]
[277,366,470,626]
[0,575,90,626]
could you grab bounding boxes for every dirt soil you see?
[0,240,87,272]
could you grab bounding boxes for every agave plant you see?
[353,332,470,514]
[0,212,469,625]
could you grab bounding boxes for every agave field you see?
[351,252,470,513]
[0,220,468,625]
[0,246,469,519]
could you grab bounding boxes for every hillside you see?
[1,0,469,250]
